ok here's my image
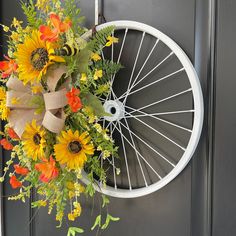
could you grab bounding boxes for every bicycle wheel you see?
[82,20,204,198]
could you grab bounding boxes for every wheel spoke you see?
[107,28,128,101]
[113,121,162,179]
[125,105,193,133]
[116,121,132,190]
[125,110,186,151]
[125,107,195,116]
[123,117,148,187]
[119,67,185,99]
[118,51,174,99]
[119,120,175,167]
[129,88,192,114]
[123,32,146,104]
[110,124,117,189]
[129,38,159,93]
[117,28,128,64]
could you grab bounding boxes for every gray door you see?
[1,0,235,236]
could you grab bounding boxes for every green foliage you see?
[21,0,42,28]
[80,92,109,117]
[64,0,85,35]
[85,183,96,197]
[91,214,120,231]
[76,47,92,73]
[93,59,123,85]
[88,26,115,53]
[102,195,110,208]
[91,215,101,230]
[101,214,120,230]
[67,227,84,236]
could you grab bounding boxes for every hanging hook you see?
[95,0,99,25]
[95,0,106,26]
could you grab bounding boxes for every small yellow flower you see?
[68,213,75,221]
[91,53,101,61]
[94,69,103,80]
[55,1,61,9]
[80,73,87,82]
[103,133,110,141]
[1,25,9,32]
[105,36,119,47]
[74,183,85,194]
[31,85,43,94]
[94,123,102,133]
[103,150,111,159]
[11,97,20,105]
[11,18,23,28]
[73,202,82,217]
[38,200,47,207]
[36,0,50,12]
[67,181,75,190]
[69,191,75,199]
[56,211,63,222]
[24,26,32,34]
[10,32,19,41]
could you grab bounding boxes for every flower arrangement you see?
[0,0,121,234]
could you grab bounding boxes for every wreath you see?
[0,0,121,234]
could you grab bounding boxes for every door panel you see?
[212,1,236,235]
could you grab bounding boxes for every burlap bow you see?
[6,65,68,138]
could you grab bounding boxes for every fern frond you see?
[88,26,116,53]
[21,0,42,28]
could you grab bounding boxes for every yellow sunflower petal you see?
[54,129,94,170]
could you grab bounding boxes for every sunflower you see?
[15,30,65,85]
[54,130,94,170]
[22,119,46,160]
[0,87,10,120]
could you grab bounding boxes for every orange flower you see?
[66,87,82,112]
[7,127,20,140]
[14,164,29,176]
[35,156,59,183]
[0,56,18,78]
[0,138,13,150]
[10,175,22,189]
[39,13,72,42]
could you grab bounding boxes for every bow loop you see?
[6,65,69,137]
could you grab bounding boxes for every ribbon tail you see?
[42,110,65,134]
[8,109,44,138]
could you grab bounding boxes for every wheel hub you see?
[103,100,125,122]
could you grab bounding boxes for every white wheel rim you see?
[82,20,204,198]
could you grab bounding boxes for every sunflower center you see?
[33,133,41,145]
[30,48,49,71]
[68,141,82,154]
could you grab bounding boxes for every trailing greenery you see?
[21,0,42,28]
[64,0,85,35]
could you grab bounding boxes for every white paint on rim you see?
[82,20,204,198]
